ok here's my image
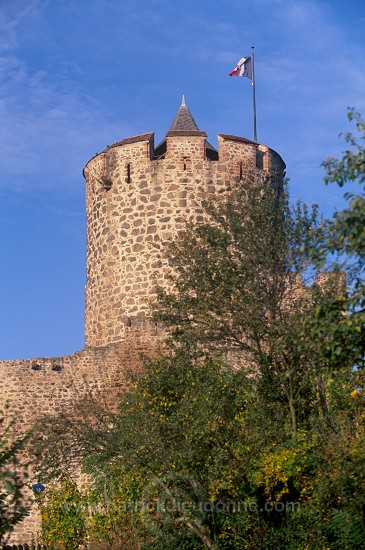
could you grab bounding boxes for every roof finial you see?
[181,94,186,107]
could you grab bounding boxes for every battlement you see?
[85,129,284,180]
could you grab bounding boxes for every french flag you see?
[229,56,252,79]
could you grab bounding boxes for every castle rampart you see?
[0,326,163,543]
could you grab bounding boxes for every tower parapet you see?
[83,99,285,348]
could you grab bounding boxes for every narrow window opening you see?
[239,161,243,180]
[183,156,190,171]
[127,163,131,183]
[256,150,264,170]
[52,364,63,372]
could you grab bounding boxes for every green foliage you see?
[154,179,323,433]
[154,179,320,353]
[330,509,365,549]
[100,356,250,549]
[36,479,86,550]
[303,109,365,374]
[85,466,146,549]
[0,410,29,548]
[323,108,365,190]
[30,399,118,484]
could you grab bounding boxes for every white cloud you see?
[0,2,134,191]
[0,0,44,33]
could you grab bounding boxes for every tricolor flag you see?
[229,56,252,79]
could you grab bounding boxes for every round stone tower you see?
[83,98,285,348]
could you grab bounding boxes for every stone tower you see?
[83,98,285,348]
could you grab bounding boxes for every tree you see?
[322,108,365,263]
[316,108,365,371]
[0,410,29,548]
[153,178,325,432]
[36,478,86,550]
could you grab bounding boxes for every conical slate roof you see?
[168,95,200,131]
[154,96,218,160]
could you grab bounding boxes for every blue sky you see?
[0,0,364,360]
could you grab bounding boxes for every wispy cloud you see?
[0,0,44,37]
[0,0,150,192]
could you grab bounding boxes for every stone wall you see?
[0,329,163,427]
[0,327,164,544]
[84,132,285,348]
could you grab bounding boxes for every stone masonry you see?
[84,98,285,347]
[0,98,285,544]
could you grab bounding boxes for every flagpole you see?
[251,46,257,142]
